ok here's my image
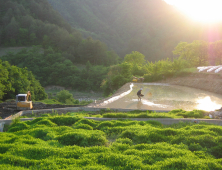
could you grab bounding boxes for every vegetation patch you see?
[19,109,209,119]
[1,116,222,169]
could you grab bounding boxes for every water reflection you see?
[96,83,222,111]
[196,96,221,111]
[137,101,142,109]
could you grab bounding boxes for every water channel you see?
[96,83,222,111]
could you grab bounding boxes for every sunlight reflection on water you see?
[196,96,221,111]
[96,83,222,111]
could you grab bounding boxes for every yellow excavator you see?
[16,91,33,110]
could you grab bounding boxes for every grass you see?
[0,116,222,169]
[19,109,209,119]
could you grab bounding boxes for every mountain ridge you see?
[47,0,222,61]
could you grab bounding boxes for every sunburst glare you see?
[164,0,222,23]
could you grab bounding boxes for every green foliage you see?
[0,0,119,66]
[56,90,74,104]
[101,110,202,119]
[2,47,109,91]
[174,110,206,118]
[8,122,30,132]
[1,116,222,169]
[173,40,209,67]
[115,138,133,145]
[124,51,146,66]
[0,59,47,101]
[57,130,107,146]
[101,56,190,95]
[73,123,93,130]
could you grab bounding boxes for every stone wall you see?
[160,73,222,95]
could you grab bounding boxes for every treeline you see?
[0,0,119,66]
[2,46,109,91]
[101,51,190,95]
[3,39,219,98]
[0,59,47,101]
[173,40,222,66]
[102,39,222,96]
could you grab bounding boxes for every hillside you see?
[0,0,119,66]
[47,0,222,61]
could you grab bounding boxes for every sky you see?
[163,0,222,23]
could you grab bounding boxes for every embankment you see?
[159,73,222,95]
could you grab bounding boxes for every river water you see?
[96,83,222,111]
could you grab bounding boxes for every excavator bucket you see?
[17,101,33,110]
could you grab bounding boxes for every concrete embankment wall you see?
[1,107,168,123]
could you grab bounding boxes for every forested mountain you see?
[47,0,222,61]
[0,0,119,95]
[0,0,119,66]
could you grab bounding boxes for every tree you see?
[0,60,9,100]
[173,41,207,67]
[0,59,47,101]
[123,51,146,66]
[192,40,208,66]
[213,40,222,65]
[5,17,19,43]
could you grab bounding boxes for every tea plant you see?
[0,116,222,169]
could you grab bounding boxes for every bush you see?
[176,110,205,118]
[74,119,97,128]
[73,123,93,130]
[115,138,133,145]
[188,143,203,151]
[144,73,163,82]
[8,122,29,132]
[56,90,75,104]
[211,145,222,158]
[57,130,107,146]
[49,116,81,126]
[32,119,57,127]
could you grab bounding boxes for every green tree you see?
[124,51,146,66]
[0,61,9,100]
[0,59,47,101]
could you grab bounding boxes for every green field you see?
[1,115,222,169]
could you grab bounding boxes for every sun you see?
[164,0,222,23]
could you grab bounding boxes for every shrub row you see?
[0,116,221,169]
